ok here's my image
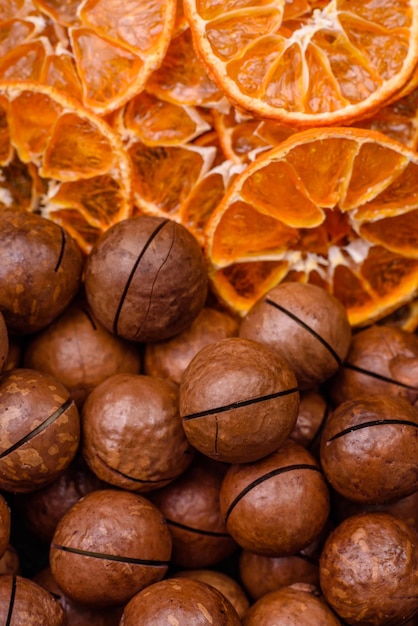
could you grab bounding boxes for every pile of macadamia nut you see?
[0,209,418,625]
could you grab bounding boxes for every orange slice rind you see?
[204,126,418,326]
[184,0,418,126]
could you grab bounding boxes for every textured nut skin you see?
[0,574,66,625]
[219,439,330,556]
[0,312,8,373]
[0,368,80,493]
[84,215,208,342]
[0,209,83,334]
[180,337,300,463]
[333,490,418,534]
[34,566,124,626]
[0,494,10,560]
[23,301,141,408]
[327,324,418,407]
[174,569,250,619]
[119,577,242,625]
[320,394,418,504]
[243,584,342,626]
[50,489,172,607]
[289,389,329,453]
[144,306,239,384]
[239,549,320,601]
[320,513,418,626]
[239,282,352,390]
[0,545,20,576]
[82,373,194,491]
[150,457,237,569]
[16,454,103,543]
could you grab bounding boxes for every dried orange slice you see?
[183,0,418,126]
[146,27,228,111]
[354,86,418,151]
[0,1,177,115]
[72,0,177,114]
[204,127,418,327]
[114,90,211,147]
[129,138,217,221]
[0,81,132,253]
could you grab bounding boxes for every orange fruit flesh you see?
[0,81,132,252]
[183,0,418,126]
[205,127,418,326]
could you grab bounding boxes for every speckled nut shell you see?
[243,584,342,626]
[179,337,300,464]
[34,566,124,626]
[327,324,418,408]
[333,489,418,534]
[320,394,418,504]
[82,373,194,492]
[239,282,352,390]
[289,389,329,454]
[0,312,8,373]
[319,513,418,626]
[0,574,66,625]
[0,209,83,334]
[119,577,242,625]
[144,306,239,384]
[0,368,80,493]
[150,457,237,569]
[15,454,103,543]
[84,215,208,342]
[239,549,320,601]
[219,439,330,556]
[50,489,172,607]
[174,569,250,619]
[23,301,141,409]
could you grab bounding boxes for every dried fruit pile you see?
[1,0,418,326]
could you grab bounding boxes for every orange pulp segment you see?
[204,126,418,326]
[183,0,418,126]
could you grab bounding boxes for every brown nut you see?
[15,453,103,543]
[239,282,352,390]
[119,577,241,625]
[319,513,418,626]
[84,215,208,342]
[0,368,80,493]
[150,457,237,569]
[320,394,418,504]
[50,489,172,607]
[239,549,320,601]
[0,209,83,334]
[327,324,418,407]
[23,300,141,409]
[144,306,239,385]
[82,373,194,492]
[174,569,250,619]
[219,440,330,556]
[180,337,300,464]
[243,583,342,625]
[0,574,66,625]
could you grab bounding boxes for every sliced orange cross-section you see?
[184,0,418,126]
[0,81,132,253]
[204,127,418,327]
[0,0,177,115]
